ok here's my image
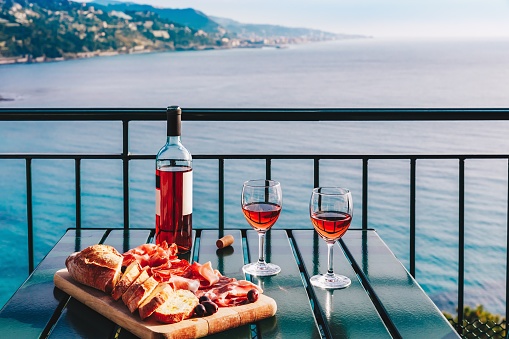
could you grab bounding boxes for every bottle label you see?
[182,170,192,215]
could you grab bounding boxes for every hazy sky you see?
[120,0,509,38]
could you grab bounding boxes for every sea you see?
[1,37,509,316]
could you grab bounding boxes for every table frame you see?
[0,228,459,338]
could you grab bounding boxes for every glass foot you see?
[310,273,351,289]
[242,262,281,276]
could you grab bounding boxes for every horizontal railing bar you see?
[0,154,123,159]
[2,153,509,160]
[170,154,509,160]
[2,108,509,121]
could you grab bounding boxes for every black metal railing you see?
[1,107,509,336]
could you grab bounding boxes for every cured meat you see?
[149,259,191,282]
[122,241,178,268]
[188,261,220,287]
[200,280,263,307]
[168,275,200,293]
[119,242,264,308]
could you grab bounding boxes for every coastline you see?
[0,36,365,67]
[0,44,228,66]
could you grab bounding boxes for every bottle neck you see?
[167,135,181,145]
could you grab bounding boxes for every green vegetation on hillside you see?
[0,0,216,60]
[0,0,357,63]
[444,305,507,338]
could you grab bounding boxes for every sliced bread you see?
[126,275,159,313]
[138,282,173,320]
[111,261,142,300]
[152,289,199,324]
[122,268,150,306]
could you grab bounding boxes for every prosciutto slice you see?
[122,241,178,268]
[187,261,220,287]
[199,280,263,307]
[168,275,200,293]
[148,259,191,282]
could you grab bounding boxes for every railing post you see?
[122,119,130,230]
[219,158,224,232]
[362,158,368,230]
[75,158,81,229]
[266,158,271,180]
[314,158,319,188]
[458,158,465,334]
[26,158,34,274]
[506,159,509,328]
[410,158,416,278]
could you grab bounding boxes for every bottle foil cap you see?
[167,106,182,136]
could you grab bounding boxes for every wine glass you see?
[309,187,353,289]
[241,179,282,276]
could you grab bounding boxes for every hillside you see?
[90,1,224,35]
[0,0,364,64]
[0,0,218,62]
[210,16,365,41]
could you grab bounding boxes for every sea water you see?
[1,37,509,315]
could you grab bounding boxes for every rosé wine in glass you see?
[310,187,353,289]
[241,179,282,276]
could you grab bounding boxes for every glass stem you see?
[258,232,266,265]
[327,242,335,277]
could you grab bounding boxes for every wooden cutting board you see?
[54,269,277,339]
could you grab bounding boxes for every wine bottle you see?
[155,106,193,253]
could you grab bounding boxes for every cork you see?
[216,235,234,249]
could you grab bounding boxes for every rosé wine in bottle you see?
[155,106,192,253]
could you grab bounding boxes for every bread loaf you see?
[65,244,123,293]
[138,283,173,320]
[152,289,199,324]
[111,261,142,300]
